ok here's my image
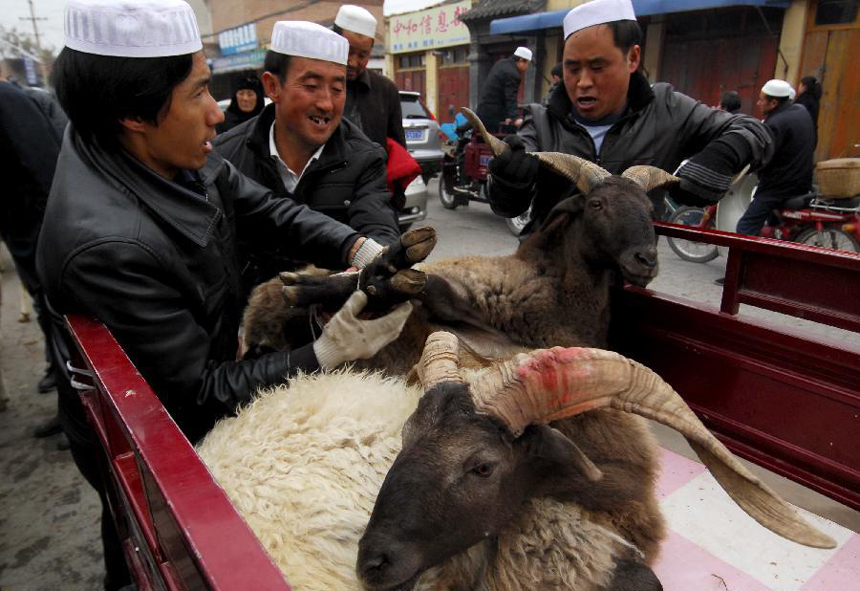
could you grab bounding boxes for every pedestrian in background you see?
[543,62,563,106]
[216,71,264,134]
[476,46,532,133]
[0,68,66,443]
[794,75,821,134]
[719,90,742,114]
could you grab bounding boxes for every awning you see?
[489,0,790,35]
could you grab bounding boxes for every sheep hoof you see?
[390,269,426,295]
[401,227,437,264]
[279,272,300,286]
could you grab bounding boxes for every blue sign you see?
[211,49,267,74]
[23,57,38,86]
[218,23,259,56]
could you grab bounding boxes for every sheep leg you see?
[602,559,662,591]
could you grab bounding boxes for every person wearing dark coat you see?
[476,47,532,133]
[0,77,64,408]
[793,75,821,135]
[216,71,264,134]
[334,5,406,150]
[736,79,816,236]
[37,6,412,589]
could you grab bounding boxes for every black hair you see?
[551,63,563,78]
[800,75,822,100]
[332,24,375,47]
[765,94,790,107]
[607,20,642,54]
[720,91,742,113]
[52,47,194,150]
[263,50,292,82]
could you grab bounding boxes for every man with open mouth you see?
[214,20,400,295]
[485,0,774,236]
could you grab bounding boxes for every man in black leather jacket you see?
[36,5,412,589]
[214,21,400,291]
[487,0,773,234]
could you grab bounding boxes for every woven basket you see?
[816,158,860,198]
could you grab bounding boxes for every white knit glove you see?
[312,291,413,370]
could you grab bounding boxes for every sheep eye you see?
[471,462,494,477]
[588,200,603,210]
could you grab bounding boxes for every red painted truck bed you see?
[64,224,860,590]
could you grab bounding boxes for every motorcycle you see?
[439,116,530,236]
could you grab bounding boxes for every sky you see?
[2,0,67,54]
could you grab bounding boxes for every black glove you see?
[488,135,539,190]
[674,135,752,205]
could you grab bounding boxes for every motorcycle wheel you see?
[438,175,459,210]
[505,205,532,236]
[666,206,719,263]
[796,227,860,253]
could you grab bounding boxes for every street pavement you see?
[1,178,857,590]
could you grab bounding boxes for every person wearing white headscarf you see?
[486,0,774,234]
[37,3,413,587]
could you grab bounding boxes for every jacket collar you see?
[764,100,792,121]
[547,70,654,126]
[247,103,351,175]
[72,130,221,248]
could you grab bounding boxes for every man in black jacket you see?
[476,46,532,133]
[736,79,816,236]
[214,21,400,293]
[334,4,406,151]
[37,3,413,588]
[486,0,773,234]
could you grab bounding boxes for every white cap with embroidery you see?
[563,0,637,40]
[64,0,202,57]
[514,46,532,61]
[762,79,792,98]
[270,21,349,65]
[335,4,378,38]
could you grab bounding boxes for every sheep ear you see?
[538,194,584,234]
[521,424,603,482]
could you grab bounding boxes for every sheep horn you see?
[417,331,465,391]
[458,107,612,195]
[468,347,837,550]
[621,165,680,192]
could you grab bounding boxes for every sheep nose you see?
[635,248,658,269]
[358,551,392,583]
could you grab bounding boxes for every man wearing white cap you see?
[735,78,815,235]
[214,20,401,287]
[476,46,532,132]
[36,3,415,586]
[487,0,773,234]
[333,4,406,151]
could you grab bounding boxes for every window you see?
[815,0,858,25]
[400,93,430,119]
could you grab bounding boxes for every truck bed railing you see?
[65,316,292,591]
[611,224,860,511]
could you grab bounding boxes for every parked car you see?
[400,91,444,184]
[398,176,428,231]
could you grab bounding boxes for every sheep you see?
[196,333,835,591]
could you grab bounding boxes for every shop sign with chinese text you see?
[389,0,471,54]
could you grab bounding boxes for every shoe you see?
[37,369,57,394]
[714,277,725,286]
[33,415,63,438]
[56,433,70,451]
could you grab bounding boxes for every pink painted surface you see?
[656,447,707,499]
[653,529,774,591]
[800,533,860,591]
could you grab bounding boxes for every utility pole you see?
[20,0,47,51]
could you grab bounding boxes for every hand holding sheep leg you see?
[313,291,413,370]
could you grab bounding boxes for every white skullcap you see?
[64,0,202,57]
[789,86,796,100]
[514,46,532,61]
[335,5,377,38]
[270,21,349,65]
[563,0,636,40]
[761,79,792,98]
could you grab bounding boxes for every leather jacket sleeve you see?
[345,147,401,245]
[223,159,362,269]
[59,239,319,439]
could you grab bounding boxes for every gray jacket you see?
[489,72,773,228]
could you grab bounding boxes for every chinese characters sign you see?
[389,0,471,54]
[218,23,259,56]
